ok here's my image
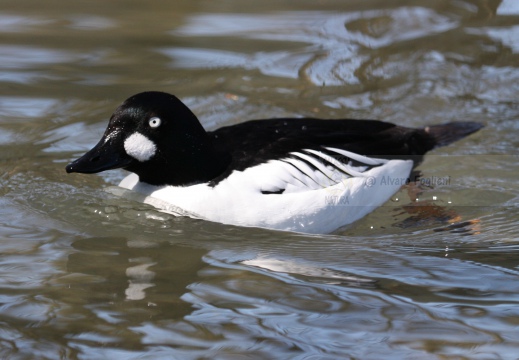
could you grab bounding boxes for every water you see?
[1,0,518,358]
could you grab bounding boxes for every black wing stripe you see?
[281,157,323,187]
[290,152,339,185]
[303,149,367,178]
[325,147,386,166]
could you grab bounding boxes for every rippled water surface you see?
[1,0,519,359]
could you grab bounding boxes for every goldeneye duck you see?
[66,91,482,234]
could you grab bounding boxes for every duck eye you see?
[148,117,161,128]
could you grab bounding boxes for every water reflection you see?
[66,237,207,321]
[0,0,518,358]
[0,97,58,118]
[497,0,519,15]
[0,14,50,32]
[65,15,115,31]
[167,7,475,87]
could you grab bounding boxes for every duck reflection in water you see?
[66,236,207,321]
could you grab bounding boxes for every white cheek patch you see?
[124,132,157,162]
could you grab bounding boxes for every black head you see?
[66,91,230,186]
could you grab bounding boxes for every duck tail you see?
[425,121,483,148]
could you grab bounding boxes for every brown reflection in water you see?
[393,178,481,235]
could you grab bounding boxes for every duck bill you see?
[66,139,133,174]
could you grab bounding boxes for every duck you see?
[66,91,482,234]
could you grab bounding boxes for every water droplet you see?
[302,125,307,130]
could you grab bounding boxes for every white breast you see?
[118,148,413,234]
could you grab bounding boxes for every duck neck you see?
[127,143,231,187]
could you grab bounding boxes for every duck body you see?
[66,92,482,234]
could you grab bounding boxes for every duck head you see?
[66,91,230,186]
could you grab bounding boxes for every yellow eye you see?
[149,117,161,128]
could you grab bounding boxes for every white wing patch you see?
[238,148,389,194]
[124,132,157,162]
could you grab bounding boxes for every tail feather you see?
[425,121,483,148]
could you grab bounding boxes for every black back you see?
[207,118,482,184]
